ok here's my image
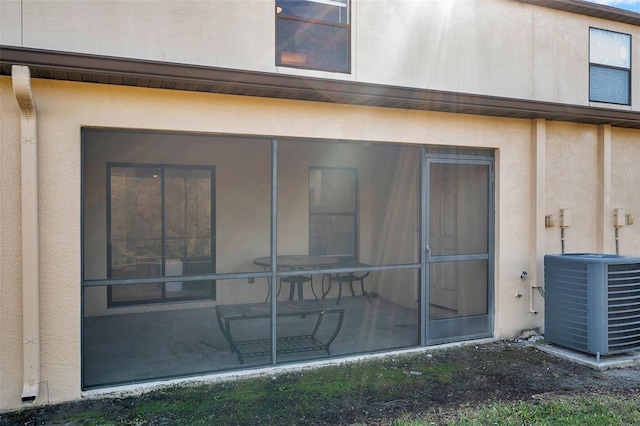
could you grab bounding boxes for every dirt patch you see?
[333,341,639,425]
[2,341,639,425]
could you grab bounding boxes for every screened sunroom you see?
[82,129,493,389]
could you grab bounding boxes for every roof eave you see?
[1,46,639,129]
[514,0,640,26]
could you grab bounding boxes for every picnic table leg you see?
[224,319,244,364]
[215,308,244,364]
[310,309,345,355]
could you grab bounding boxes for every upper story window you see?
[589,27,631,105]
[276,0,350,73]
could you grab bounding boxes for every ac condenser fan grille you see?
[608,263,640,353]
[545,254,640,356]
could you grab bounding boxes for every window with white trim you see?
[589,27,631,105]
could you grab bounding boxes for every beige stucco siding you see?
[544,124,640,257]
[545,122,601,254]
[0,77,512,407]
[2,0,639,109]
[356,0,533,98]
[0,0,21,46]
[0,76,23,411]
[2,69,640,409]
[2,0,276,73]
[611,129,640,256]
[2,0,640,414]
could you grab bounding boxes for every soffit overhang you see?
[1,46,639,129]
[515,0,640,26]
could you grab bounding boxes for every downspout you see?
[529,119,546,315]
[520,118,547,315]
[12,65,40,405]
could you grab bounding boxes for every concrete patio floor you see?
[82,295,420,389]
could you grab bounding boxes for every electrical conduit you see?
[12,65,40,405]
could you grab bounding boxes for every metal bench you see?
[215,299,344,364]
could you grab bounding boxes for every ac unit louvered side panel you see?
[544,260,589,353]
[607,263,640,353]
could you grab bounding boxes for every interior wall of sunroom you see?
[83,132,273,315]
[83,131,422,316]
[79,131,426,391]
[370,145,420,309]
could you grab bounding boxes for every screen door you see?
[426,155,494,344]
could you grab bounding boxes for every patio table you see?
[254,255,338,300]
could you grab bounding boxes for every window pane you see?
[109,167,162,277]
[277,0,348,25]
[108,165,215,305]
[310,215,355,256]
[309,168,355,213]
[590,28,631,68]
[277,18,349,73]
[590,65,630,105]
[165,168,212,268]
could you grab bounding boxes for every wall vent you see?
[544,253,640,356]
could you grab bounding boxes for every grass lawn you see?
[398,395,640,425]
[2,342,639,425]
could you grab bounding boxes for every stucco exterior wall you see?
[611,129,640,256]
[0,76,24,413]
[544,124,640,257]
[2,0,639,109]
[2,66,640,410]
[545,122,601,254]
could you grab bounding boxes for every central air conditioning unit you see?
[544,253,640,356]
